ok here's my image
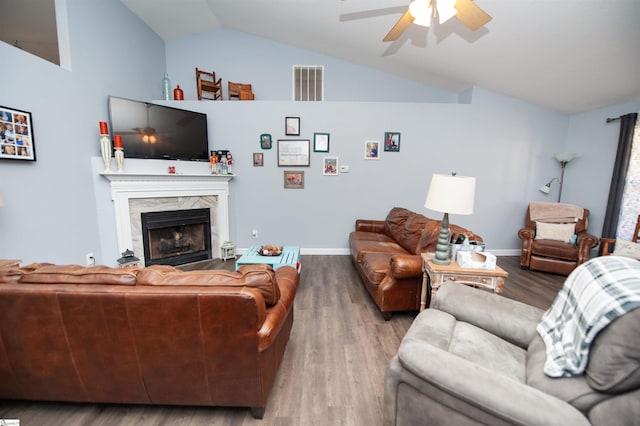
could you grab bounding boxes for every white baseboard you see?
[235,247,520,256]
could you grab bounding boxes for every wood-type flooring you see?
[0,255,565,426]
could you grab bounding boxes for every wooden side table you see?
[420,253,508,311]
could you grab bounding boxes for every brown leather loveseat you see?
[349,207,482,319]
[0,262,299,419]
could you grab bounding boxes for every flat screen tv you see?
[108,96,209,161]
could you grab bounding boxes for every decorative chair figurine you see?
[228,81,254,100]
[195,68,223,100]
[518,201,598,275]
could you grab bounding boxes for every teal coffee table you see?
[235,246,301,272]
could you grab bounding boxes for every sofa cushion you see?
[350,238,406,263]
[18,263,138,285]
[136,264,280,305]
[407,309,527,382]
[531,239,578,261]
[585,307,640,393]
[526,334,608,413]
[360,253,393,284]
[399,213,430,254]
[384,207,413,243]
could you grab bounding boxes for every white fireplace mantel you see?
[100,172,233,258]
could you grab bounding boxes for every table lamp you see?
[424,173,476,265]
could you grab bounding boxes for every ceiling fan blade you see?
[383,10,415,42]
[454,0,492,31]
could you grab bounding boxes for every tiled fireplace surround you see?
[101,172,232,265]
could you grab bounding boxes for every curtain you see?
[601,113,638,240]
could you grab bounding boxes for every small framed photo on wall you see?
[323,157,339,175]
[313,132,330,152]
[364,140,380,160]
[253,152,263,166]
[285,117,300,136]
[278,139,310,167]
[260,133,272,149]
[0,105,36,161]
[284,170,305,189]
[384,132,400,152]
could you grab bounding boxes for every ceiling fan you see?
[383,0,492,42]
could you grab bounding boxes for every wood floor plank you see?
[0,255,565,425]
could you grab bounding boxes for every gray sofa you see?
[383,276,640,425]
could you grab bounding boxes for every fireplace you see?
[99,172,232,267]
[141,208,212,266]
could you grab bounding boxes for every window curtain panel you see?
[601,113,638,244]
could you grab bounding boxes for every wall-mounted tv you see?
[108,96,209,161]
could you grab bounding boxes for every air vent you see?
[293,65,324,101]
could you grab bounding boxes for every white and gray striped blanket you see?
[536,255,640,377]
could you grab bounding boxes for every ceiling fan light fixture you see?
[436,0,458,23]
[409,0,432,27]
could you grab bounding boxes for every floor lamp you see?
[424,173,476,265]
[539,153,575,202]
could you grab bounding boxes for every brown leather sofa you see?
[349,207,483,319]
[518,202,599,275]
[0,262,299,419]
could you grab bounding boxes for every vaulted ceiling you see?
[119,0,639,115]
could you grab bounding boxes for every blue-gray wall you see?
[1,1,638,265]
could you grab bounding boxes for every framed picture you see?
[364,140,380,160]
[323,157,339,176]
[284,171,305,189]
[1,105,36,161]
[313,132,330,152]
[285,117,300,136]
[384,132,401,152]
[260,133,272,149]
[253,152,263,166]
[277,139,310,166]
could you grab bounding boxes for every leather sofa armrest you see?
[389,254,423,279]
[431,282,544,348]
[518,226,535,267]
[258,266,299,351]
[576,232,599,263]
[355,219,386,234]
[386,342,590,426]
[518,226,535,241]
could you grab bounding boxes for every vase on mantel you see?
[115,148,124,172]
[114,135,124,173]
[99,121,112,173]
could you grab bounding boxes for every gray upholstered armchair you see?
[383,257,640,426]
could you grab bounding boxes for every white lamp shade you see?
[539,185,551,194]
[555,153,575,163]
[424,174,476,215]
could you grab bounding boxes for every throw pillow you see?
[535,222,575,243]
[612,238,640,260]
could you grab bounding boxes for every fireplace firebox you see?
[141,208,212,266]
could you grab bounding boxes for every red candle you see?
[114,135,123,148]
[99,121,109,135]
